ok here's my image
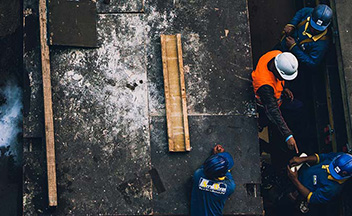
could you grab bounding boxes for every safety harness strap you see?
[297,19,308,29]
[298,35,329,45]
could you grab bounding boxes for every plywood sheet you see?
[161,34,190,152]
[48,0,97,47]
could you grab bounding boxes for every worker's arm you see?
[288,8,312,27]
[289,167,341,205]
[306,185,341,204]
[289,154,318,167]
[225,172,236,195]
[287,166,311,199]
[257,85,298,152]
[289,40,329,68]
[257,85,293,139]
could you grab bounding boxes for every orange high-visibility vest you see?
[252,50,285,106]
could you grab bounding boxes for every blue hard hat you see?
[204,153,231,179]
[310,4,333,31]
[328,153,352,180]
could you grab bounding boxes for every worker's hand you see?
[285,36,296,48]
[286,136,299,154]
[283,88,294,101]
[287,165,298,181]
[284,25,294,36]
[213,144,225,154]
[289,156,306,167]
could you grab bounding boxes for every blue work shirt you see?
[279,7,330,68]
[298,152,346,204]
[191,168,236,216]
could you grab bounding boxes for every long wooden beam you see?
[161,34,191,152]
[39,0,57,206]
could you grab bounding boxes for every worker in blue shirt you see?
[287,152,352,204]
[278,4,332,68]
[274,5,333,156]
[191,145,236,216]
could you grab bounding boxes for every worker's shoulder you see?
[193,168,205,180]
[224,178,236,194]
[318,152,344,163]
[256,50,281,66]
[297,7,314,16]
[264,50,282,57]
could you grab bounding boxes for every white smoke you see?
[0,82,22,159]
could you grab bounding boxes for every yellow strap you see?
[297,19,308,29]
[298,35,329,46]
[302,17,329,41]
[299,38,313,45]
[281,18,329,44]
[321,165,348,184]
[315,153,320,164]
[307,192,313,203]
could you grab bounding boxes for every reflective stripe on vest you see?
[252,50,285,106]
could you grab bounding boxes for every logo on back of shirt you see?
[198,177,227,194]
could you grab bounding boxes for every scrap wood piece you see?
[161,34,191,152]
[39,0,57,206]
[258,126,269,144]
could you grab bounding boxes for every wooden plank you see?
[176,34,191,151]
[39,0,57,206]
[161,34,191,152]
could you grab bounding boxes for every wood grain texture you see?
[39,0,57,206]
[176,34,191,151]
[161,34,190,152]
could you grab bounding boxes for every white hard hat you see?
[274,52,298,81]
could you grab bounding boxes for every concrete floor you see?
[4,0,350,215]
[23,0,263,215]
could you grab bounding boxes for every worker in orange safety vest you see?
[252,51,299,153]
